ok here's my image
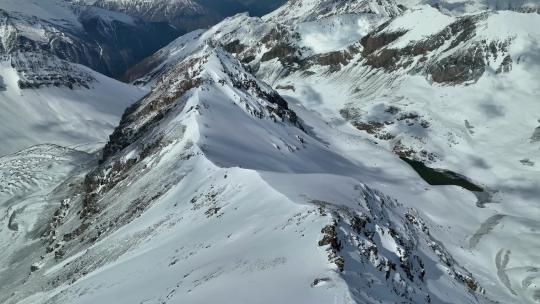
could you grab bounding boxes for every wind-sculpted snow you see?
[0,44,491,304]
[0,1,180,81]
[0,59,146,156]
[264,0,402,23]
[0,0,173,155]
[1,0,540,303]
[0,144,93,289]
[398,0,540,14]
[121,2,540,303]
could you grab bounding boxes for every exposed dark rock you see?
[30,264,41,272]
[0,6,181,87]
[532,126,540,143]
[101,77,201,162]
[496,55,513,73]
[275,84,295,91]
[310,277,331,287]
[227,71,304,130]
[54,250,65,260]
[352,121,385,135]
[318,221,344,271]
[222,39,246,54]
[205,207,221,217]
[385,105,400,115]
[360,27,407,56]
[303,47,358,72]
[520,159,535,167]
[359,13,509,84]
[428,46,486,84]
[261,43,298,62]
[318,224,341,249]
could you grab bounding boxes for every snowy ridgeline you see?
[0,0,182,156]
[1,47,488,304]
[0,59,146,156]
[0,0,180,80]
[0,0,539,304]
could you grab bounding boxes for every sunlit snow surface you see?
[0,0,151,156]
[295,14,380,53]
[270,7,540,304]
[0,1,539,304]
[0,62,146,156]
[1,49,484,304]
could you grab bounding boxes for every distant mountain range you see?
[85,0,287,31]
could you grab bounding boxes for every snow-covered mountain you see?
[90,0,213,31]
[399,0,540,14]
[0,59,145,156]
[265,0,403,23]
[1,0,539,303]
[1,44,490,304]
[87,0,286,32]
[1,0,180,78]
[0,0,187,155]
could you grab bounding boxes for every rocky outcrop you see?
[266,0,402,23]
[531,126,540,143]
[90,48,303,227]
[341,104,430,143]
[360,12,511,85]
[313,186,487,303]
[93,0,216,32]
[77,10,181,78]
[9,52,96,89]
[496,55,513,74]
[93,0,286,32]
[0,5,180,88]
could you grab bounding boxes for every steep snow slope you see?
[264,0,402,23]
[267,6,540,304]
[0,60,146,156]
[1,0,539,303]
[124,2,540,303]
[397,0,540,14]
[0,0,161,155]
[0,0,180,78]
[89,0,285,32]
[1,46,490,304]
[92,0,210,31]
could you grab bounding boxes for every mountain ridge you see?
[0,0,539,303]
[1,45,490,304]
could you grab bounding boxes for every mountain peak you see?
[102,44,303,162]
[1,1,539,304]
[264,0,403,23]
